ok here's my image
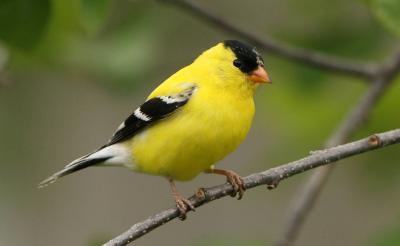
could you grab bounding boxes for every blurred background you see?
[1,0,400,245]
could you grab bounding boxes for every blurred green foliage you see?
[80,0,110,34]
[0,0,110,51]
[0,0,50,50]
[371,0,400,37]
[1,0,400,245]
[0,0,163,91]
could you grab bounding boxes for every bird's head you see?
[195,40,271,90]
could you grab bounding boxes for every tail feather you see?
[38,143,129,188]
[38,156,110,188]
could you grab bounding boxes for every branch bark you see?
[104,129,400,246]
[274,52,400,246]
[160,0,379,79]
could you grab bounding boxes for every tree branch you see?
[159,0,379,79]
[104,129,400,246]
[274,52,400,246]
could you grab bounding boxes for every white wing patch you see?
[134,108,151,121]
[116,121,125,131]
[159,96,177,104]
[159,95,186,104]
[160,84,197,104]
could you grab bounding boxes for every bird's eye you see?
[233,59,242,68]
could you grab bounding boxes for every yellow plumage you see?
[131,44,257,180]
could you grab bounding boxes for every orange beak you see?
[248,66,272,84]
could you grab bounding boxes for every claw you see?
[205,168,246,200]
[224,170,245,200]
[168,178,195,220]
[174,194,195,220]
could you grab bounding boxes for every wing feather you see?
[106,85,196,146]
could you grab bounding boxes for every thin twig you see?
[104,129,400,246]
[274,52,400,246]
[160,0,378,79]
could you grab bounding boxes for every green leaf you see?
[0,0,50,50]
[371,0,400,37]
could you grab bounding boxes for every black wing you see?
[106,86,196,146]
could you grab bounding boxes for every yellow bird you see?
[39,40,271,216]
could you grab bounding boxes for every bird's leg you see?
[204,167,246,200]
[168,178,195,220]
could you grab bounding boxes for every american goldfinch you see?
[39,40,271,217]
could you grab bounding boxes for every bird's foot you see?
[173,193,195,220]
[223,170,246,200]
[168,178,195,220]
[205,168,246,199]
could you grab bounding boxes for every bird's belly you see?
[130,100,254,181]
